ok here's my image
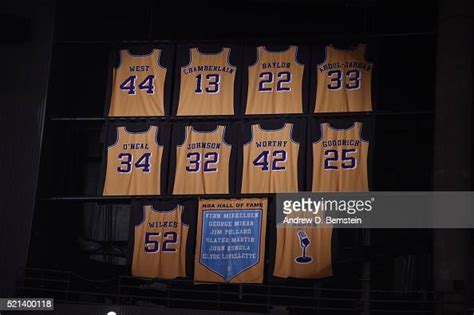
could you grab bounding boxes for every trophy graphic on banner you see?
[295,230,313,263]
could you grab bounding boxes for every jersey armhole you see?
[176,125,188,147]
[221,125,231,146]
[242,125,255,146]
[178,205,190,227]
[225,47,237,68]
[248,46,260,68]
[288,123,299,144]
[135,206,147,228]
[156,49,166,70]
[316,45,329,67]
[116,50,123,69]
[153,125,163,147]
[359,122,369,143]
[293,46,304,67]
[181,48,193,69]
[360,44,374,67]
[108,127,121,148]
[313,123,325,144]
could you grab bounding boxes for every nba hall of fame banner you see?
[194,198,267,283]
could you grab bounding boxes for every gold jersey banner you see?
[241,123,299,193]
[194,198,267,283]
[132,204,189,279]
[103,125,163,196]
[177,48,236,116]
[315,44,372,113]
[246,46,304,114]
[312,122,369,192]
[173,125,231,195]
[109,49,167,117]
[273,208,332,279]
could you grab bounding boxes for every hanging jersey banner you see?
[273,200,332,279]
[177,47,236,115]
[108,49,167,117]
[312,121,369,192]
[245,46,304,114]
[194,198,267,283]
[132,204,189,279]
[241,123,299,193]
[102,125,163,196]
[173,125,232,194]
[314,44,372,113]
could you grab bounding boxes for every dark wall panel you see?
[0,1,54,296]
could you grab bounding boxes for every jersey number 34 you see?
[117,152,152,173]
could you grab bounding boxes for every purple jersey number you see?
[276,71,291,91]
[186,151,219,173]
[117,152,151,173]
[323,148,357,170]
[162,232,178,252]
[258,71,291,92]
[195,74,220,94]
[345,70,361,90]
[327,70,361,90]
[253,150,287,171]
[119,75,155,95]
[144,231,178,253]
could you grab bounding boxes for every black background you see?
[22,0,438,309]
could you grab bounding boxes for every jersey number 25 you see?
[324,149,357,170]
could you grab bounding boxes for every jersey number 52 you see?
[144,232,178,253]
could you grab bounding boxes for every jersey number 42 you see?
[253,150,287,171]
